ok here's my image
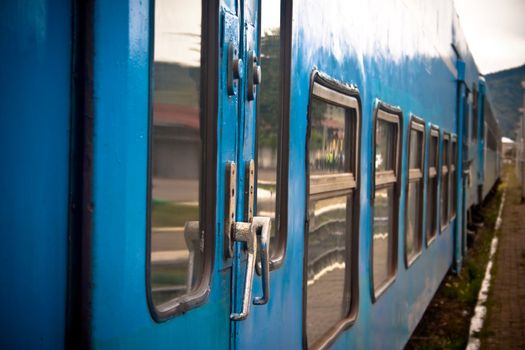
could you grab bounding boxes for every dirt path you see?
[481,170,525,349]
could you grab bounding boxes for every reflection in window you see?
[372,108,399,295]
[150,0,204,308]
[472,86,478,142]
[257,0,282,254]
[375,120,396,172]
[306,196,350,346]
[409,129,422,169]
[450,138,457,219]
[441,135,450,228]
[427,131,439,242]
[305,80,359,347]
[406,183,421,258]
[406,122,424,264]
[373,187,395,288]
[309,100,349,175]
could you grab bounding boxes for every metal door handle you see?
[253,216,271,305]
[230,216,271,321]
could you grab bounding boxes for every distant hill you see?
[485,64,525,138]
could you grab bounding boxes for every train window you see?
[450,135,457,220]
[256,0,292,270]
[426,127,439,244]
[305,74,360,348]
[405,117,425,266]
[372,103,401,299]
[148,0,211,317]
[440,133,450,230]
[472,85,478,142]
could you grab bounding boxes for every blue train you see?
[0,0,501,349]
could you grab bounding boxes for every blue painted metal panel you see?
[83,0,497,348]
[291,0,458,347]
[454,67,466,271]
[0,1,72,348]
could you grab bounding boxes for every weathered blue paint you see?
[454,59,467,271]
[87,0,498,348]
[1,0,503,348]
[0,1,72,348]
[290,0,459,347]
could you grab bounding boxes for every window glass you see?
[406,182,421,259]
[372,109,399,295]
[375,119,396,172]
[373,186,395,289]
[441,137,450,228]
[150,0,203,307]
[441,172,449,226]
[427,177,437,240]
[305,80,360,346]
[406,123,424,263]
[472,86,478,141]
[451,140,457,218]
[409,129,422,169]
[309,99,349,175]
[427,132,439,242]
[257,0,282,253]
[443,138,450,167]
[428,135,438,168]
[306,195,350,346]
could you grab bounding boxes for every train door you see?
[84,0,297,348]
[453,59,469,270]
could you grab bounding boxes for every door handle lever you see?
[253,216,271,305]
[230,216,271,321]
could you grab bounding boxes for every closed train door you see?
[84,0,299,348]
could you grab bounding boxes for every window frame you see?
[254,0,293,272]
[303,71,361,349]
[472,84,478,142]
[440,132,451,232]
[404,115,426,268]
[370,101,402,302]
[146,0,219,321]
[449,134,457,221]
[426,126,440,246]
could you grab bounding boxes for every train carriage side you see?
[0,0,505,349]
[481,95,502,199]
[294,0,478,348]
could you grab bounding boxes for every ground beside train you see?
[407,169,504,349]
[480,168,525,349]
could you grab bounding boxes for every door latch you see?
[230,216,271,321]
[247,50,261,101]
[225,160,271,321]
[227,42,242,96]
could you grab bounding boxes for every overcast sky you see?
[454,0,525,74]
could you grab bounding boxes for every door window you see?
[148,0,210,317]
[256,0,291,269]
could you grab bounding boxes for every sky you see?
[454,0,525,74]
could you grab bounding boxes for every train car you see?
[0,0,501,349]
[480,91,502,200]
[463,77,501,211]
